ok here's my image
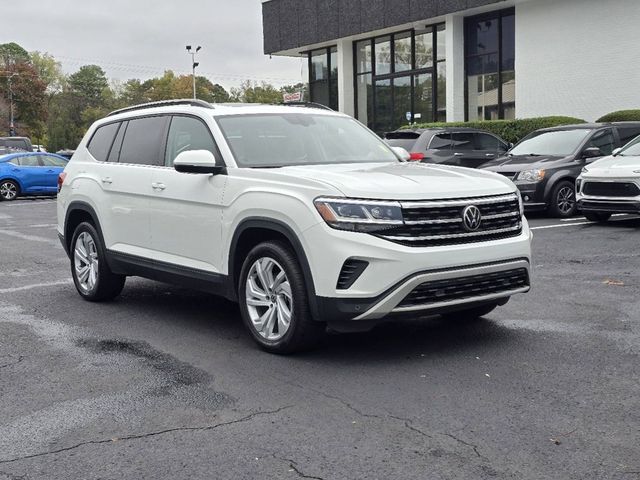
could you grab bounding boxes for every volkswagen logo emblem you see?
[462,205,482,232]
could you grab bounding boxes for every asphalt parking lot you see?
[0,198,638,480]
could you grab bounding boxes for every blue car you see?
[0,152,68,201]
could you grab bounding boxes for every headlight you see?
[314,197,403,232]
[516,169,546,182]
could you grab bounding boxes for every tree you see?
[30,51,66,93]
[230,80,282,104]
[0,42,30,67]
[145,70,178,101]
[68,65,109,107]
[173,75,230,103]
[0,62,47,137]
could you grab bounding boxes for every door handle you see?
[151,182,166,191]
[101,177,113,184]
[485,153,495,157]
[47,169,55,173]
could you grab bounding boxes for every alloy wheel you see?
[245,257,293,341]
[74,232,99,293]
[557,186,575,215]
[0,181,17,201]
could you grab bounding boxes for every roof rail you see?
[107,99,213,117]
[279,101,334,111]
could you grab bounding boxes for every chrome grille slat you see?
[378,193,523,247]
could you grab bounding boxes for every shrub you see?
[596,110,640,123]
[406,116,586,144]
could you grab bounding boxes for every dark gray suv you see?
[384,128,510,168]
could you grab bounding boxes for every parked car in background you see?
[0,152,68,201]
[576,135,640,222]
[480,123,640,217]
[0,136,32,152]
[56,149,75,160]
[32,144,47,152]
[384,128,511,168]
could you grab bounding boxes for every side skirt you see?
[106,250,233,299]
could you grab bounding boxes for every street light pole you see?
[7,73,17,136]
[186,45,202,100]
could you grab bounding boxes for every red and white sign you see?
[283,91,303,103]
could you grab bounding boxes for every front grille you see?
[398,268,529,308]
[583,181,640,197]
[378,193,522,247]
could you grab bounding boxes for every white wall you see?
[445,14,465,122]
[515,0,640,121]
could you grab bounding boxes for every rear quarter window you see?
[87,122,120,162]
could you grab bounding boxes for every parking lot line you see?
[0,229,59,246]
[531,221,594,230]
[0,280,72,294]
[0,199,56,207]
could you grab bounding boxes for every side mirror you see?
[612,147,622,156]
[174,150,225,175]
[582,147,602,159]
[391,146,411,161]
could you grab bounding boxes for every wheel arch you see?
[63,201,106,256]
[543,172,578,201]
[228,218,320,320]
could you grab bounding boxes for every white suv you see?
[57,100,532,353]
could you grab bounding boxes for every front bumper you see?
[514,182,547,211]
[304,218,532,323]
[577,198,640,214]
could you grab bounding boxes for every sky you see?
[7,0,307,90]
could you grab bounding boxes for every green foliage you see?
[408,116,587,144]
[230,80,282,104]
[30,51,66,93]
[0,42,30,65]
[596,110,640,123]
[68,65,109,106]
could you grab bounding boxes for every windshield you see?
[619,135,640,156]
[216,113,399,168]
[510,129,591,156]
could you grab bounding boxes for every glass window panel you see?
[429,133,451,150]
[587,129,615,156]
[501,71,516,120]
[330,79,338,111]
[356,40,372,73]
[474,133,500,150]
[87,122,119,162]
[436,62,447,122]
[119,116,168,166]
[329,47,338,79]
[310,49,328,81]
[41,155,67,167]
[165,116,218,167]
[375,36,391,75]
[310,79,330,107]
[466,17,499,56]
[436,25,446,61]
[356,74,373,128]
[414,73,433,124]
[451,133,475,151]
[467,73,500,121]
[17,156,40,166]
[501,14,515,71]
[374,79,392,134]
[414,29,433,69]
[394,32,412,73]
[393,76,412,128]
[618,127,640,146]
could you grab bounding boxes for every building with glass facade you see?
[262,0,640,132]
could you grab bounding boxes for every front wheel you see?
[238,241,324,354]
[584,212,611,223]
[548,180,577,218]
[0,180,19,201]
[70,222,125,301]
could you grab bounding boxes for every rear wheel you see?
[238,241,324,354]
[71,222,125,301]
[584,212,611,223]
[548,180,577,217]
[442,303,498,321]
[0,180,19,201]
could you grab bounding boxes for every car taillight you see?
[58,172,67,193]
[409,152,425,161]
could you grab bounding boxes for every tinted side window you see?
[119,116,169,166]
[165,116,218,167]
[41,155,67,167]
[587,129,615,156]
[474,133,500,150]
[87,122,120,162]
[450,133,475,151]
[108,121,127,163]
[429,133,451,150]
[17,156,40,167]
[617,126,640,146]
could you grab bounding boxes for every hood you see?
[277,162,516,200]
[583,154,640,178]
[481,154,568,171]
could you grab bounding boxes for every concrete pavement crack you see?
[441,432,488,461]
[0,405,292,465]
[270,454,324,480]
[0,356,24,369]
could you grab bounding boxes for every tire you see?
[584,212,611,223]
[442,303,498,321]
[238,241,324,354]
[548,180,577,218]
[70,222,125,302]
[0,179,20,201]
